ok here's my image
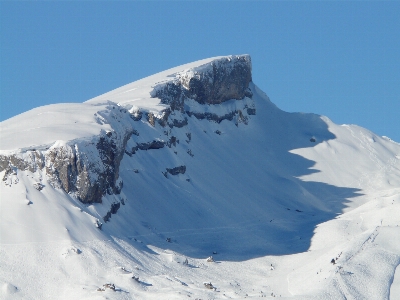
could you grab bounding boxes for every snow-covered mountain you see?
[1,55,400,299]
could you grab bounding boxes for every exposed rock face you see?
[103,202,121,222]
[185,110,235,123]
[166,165,186,176]
[179,55,252,105]
[169,117,188,128]
[153,55,252,111]
[1,104,133,204]
[247,107,256,115]
[45,131,132,203]
[45,144,81,196]
[135,140,165,151]
[0,151,45,175]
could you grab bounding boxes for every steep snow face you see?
[1,55,400,299]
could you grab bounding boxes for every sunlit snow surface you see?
[1,56,400,299]
[0,103,109,152]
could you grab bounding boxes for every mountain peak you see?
[153,54,252,110]
[0,55,256,203]
[87,54,252,113]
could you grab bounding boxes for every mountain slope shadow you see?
[103,84,363,261]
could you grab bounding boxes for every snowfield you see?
[1,55,400,299]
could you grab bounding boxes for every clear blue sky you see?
[1,1,399,142]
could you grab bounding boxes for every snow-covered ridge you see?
[87,54,253,123]
[0,55,254,205]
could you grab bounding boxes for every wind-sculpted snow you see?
[1,55,400,299]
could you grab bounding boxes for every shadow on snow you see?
[103,94,363,262]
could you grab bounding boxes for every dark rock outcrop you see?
[103,202,121,222]
[169,117,188,128]
[147,112,156,126]
[130,139,166,154]
[0,151,45,174]
[153,55,252,111]
[247,107,256,115]
[186,110,237,124]
[166,165,186,175]
[179,56,252,105]
[129,110,142,121]
[33,182,44,191]
[166,136,178,148]
[1,104,133,204]
[2,167,15,182]
[43,127,131,204]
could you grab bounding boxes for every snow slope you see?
[1,55,400,299]
[0,103,107,152]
